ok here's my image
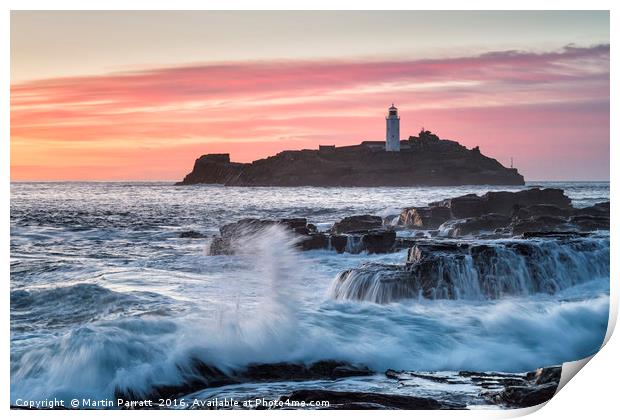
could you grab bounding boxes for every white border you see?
[2,1,618,11]
[2,2,616,420]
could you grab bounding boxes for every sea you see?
[10,181,610,407]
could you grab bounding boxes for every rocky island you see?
[177,105,523,186]
[177,130,523,186]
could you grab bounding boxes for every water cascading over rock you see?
[329,236,609,303]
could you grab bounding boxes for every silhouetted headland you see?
[176,130,524,186]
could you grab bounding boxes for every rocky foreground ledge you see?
[186,188,609,256]
[330,234,609,302]
[114,359,561,410]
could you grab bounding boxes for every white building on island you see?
[385,104,400,152]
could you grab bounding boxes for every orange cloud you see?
[11,45,609,181]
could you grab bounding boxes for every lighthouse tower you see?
[385,104,400,152]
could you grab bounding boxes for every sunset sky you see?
[11,11,609,181]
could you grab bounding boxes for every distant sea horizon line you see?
[9,179,611,184]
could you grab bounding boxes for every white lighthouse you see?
[385,104,400,152]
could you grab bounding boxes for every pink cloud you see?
[10,44,609,181]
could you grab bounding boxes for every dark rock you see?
[399,206,451,229]
[509,215,571,235]
[516,215,609,234]
[119,360,374,403]
[329,235,348,253]
[441,213,511,237]
[431,194,486,219]
[507,200,609,235]
[279,218,309,230]
[209,223,256,254]
[293,227,312,235]
[574,201,610,218]
[296,229,398,254]
[534,366,562,385]
[209,237,234,255]
[179,230,206,239]
[395,238,418,250]
[277,389,465,410]
[491,383,557,408]
[515,204,572,219]
[116,359,237,402]
[209,217,399,255]
[361,230,396,253]
[504,199,609,235]
[206,189,605,256]
[210,217,317,255]
[459,370,525,381]
[385,369,400,380]
[521,231,585,239]
[244,360,372,382]
[407,242,468,263]
[331,215,383,234]
[484,366,561,408]
[176,154,244,185]
[569,215,609,231]
[430,188,571,219]
[458,371,530,392]
[386,369,468,385]
[299,233,329,251]
[596,201,610,211]
[177,134,524,187]
[486,189,571,214]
